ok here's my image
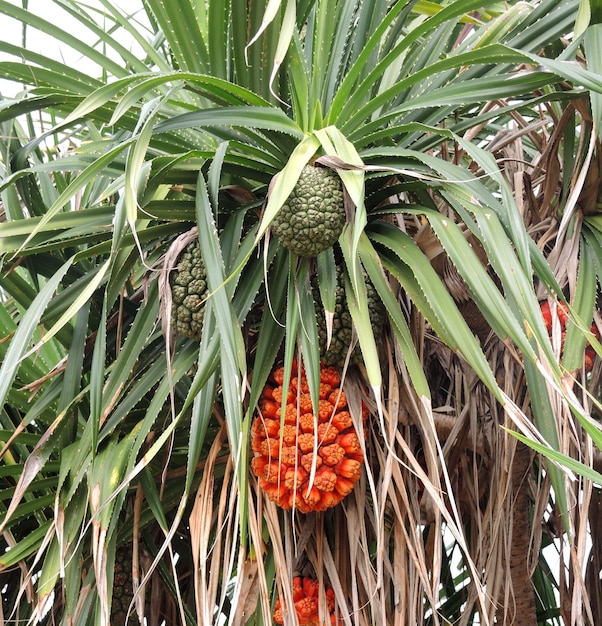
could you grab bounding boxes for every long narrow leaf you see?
[370,222,503,400]
[0,258,73,409]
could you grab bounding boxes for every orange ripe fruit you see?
[251,361,366,512]
[540,301,599,372]
[273,576,341,626]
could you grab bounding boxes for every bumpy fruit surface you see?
[251,362,366,513]
[273,576,340,626]
[111,545,141,626]
[271,165,345,257]
[170,241,207,341]
[540,301,599,371]
[314,267,386,367]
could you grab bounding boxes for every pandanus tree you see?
[1,0,602,624]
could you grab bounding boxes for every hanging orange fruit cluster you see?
[540,301,599,371]
[273,576,340,626]
[251,361,366,513]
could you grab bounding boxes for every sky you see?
[1,0,148,97]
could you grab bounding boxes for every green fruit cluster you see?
[111,546,141,626]
[314,266,386,367]
[271,165,345,257]
[170,241,207,341]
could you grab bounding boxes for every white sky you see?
[1,0,147,96]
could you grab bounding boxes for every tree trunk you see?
[496,441,538,625]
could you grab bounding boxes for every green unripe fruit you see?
[170,241,207,341]
[314,266,386,367]
[111,545,141,626]
[271,165,345,257]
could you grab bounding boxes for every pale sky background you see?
[1,0,148,97]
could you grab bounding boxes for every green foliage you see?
[1,0,602,624]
